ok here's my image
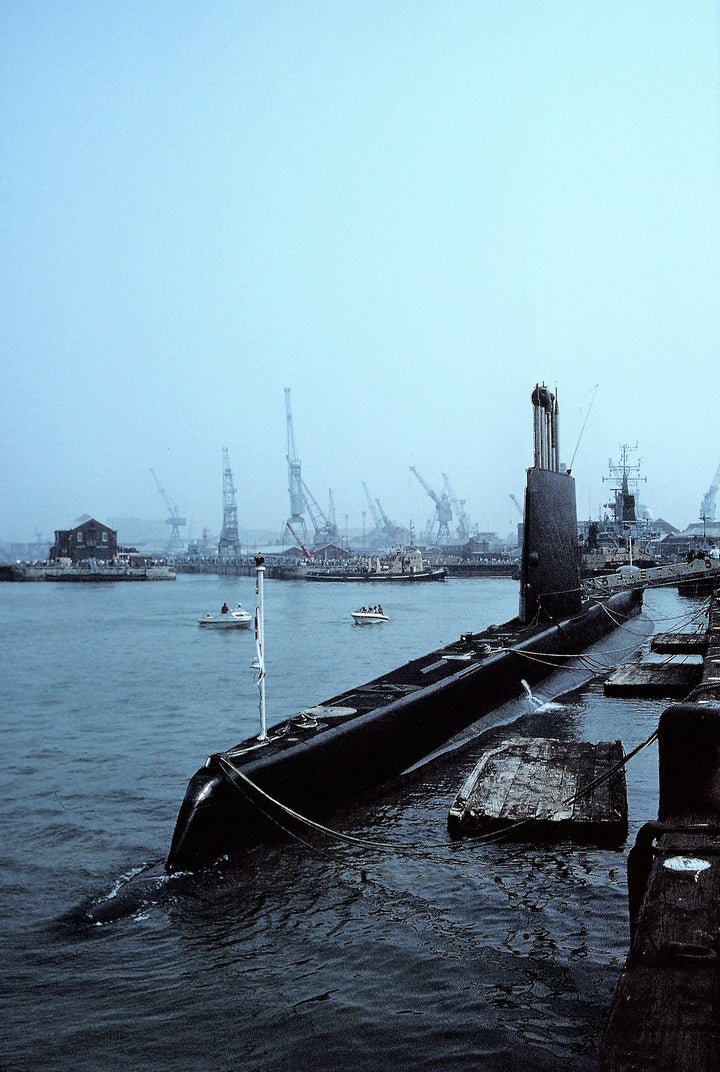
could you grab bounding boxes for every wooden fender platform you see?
[651,631,708,656]
[447,737,627,847]
[605,617,710,698]
[604,662,703,699]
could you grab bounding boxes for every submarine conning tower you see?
[519,384,582,624]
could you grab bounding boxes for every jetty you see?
[599,592,720,1071]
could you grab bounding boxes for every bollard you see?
[658,703,720,820]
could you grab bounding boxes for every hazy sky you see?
[3,1,720,545]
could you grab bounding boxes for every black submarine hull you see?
[166,587,642,872]
[166,383,642,873]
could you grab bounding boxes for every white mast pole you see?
[254,554,267,740]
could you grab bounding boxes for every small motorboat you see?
[199,605,252,629]
[351,607,389,625]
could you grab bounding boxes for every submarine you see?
[165,384,643,873]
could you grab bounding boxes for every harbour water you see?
[0,575,707,1071]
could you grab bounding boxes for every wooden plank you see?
[593,741,613,818]
[447,740,531,831]
[448,738,627,845]
[480,741,532,820]
[608,745,627,826]
[572,742,597,823]
[534,743,573,821]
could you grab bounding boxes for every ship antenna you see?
[568,384,598,472]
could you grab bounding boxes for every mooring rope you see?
[216,724,661,860]
[216,753,450,858]
[642,590,712,625]
[503,646,623,675]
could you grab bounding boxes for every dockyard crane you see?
[376,496,404,543]
[442,473,470,539]
[360,482,396,543]
[362,482,383,534]
[217,447,241,557]
[301,479,338,545]
[700,459,720,523]
[360,481,405,545]
[286,520,315,562]
[149,468,186,555]
[410,466,453,544]
[284,388,308,547]
[375,498,395,541]
[509,494,523,517]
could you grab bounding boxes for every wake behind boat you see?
[198,604,252,629]
[352,606,388,625]
[166,383,644,873]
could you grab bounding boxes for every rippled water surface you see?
[0,575,706,1070]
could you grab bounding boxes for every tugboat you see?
[165,384,644,873]
[303,546,445,582]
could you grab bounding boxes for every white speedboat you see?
[199,606,252,629]
[351,608,389,625]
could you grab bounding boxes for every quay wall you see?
[173,558,517,580]
[600,591,720,1071]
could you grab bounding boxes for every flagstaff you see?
[253,554,267,740]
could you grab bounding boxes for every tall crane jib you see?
[700,460,720,523]
[301,479,338,545]
[282,388,336,548]
[362,483,382,532]
[284,388,305,520]
[149,468,186,555]
[218,448,241,557]
[283,388,308,546]
[410,466,453,544]
[442,473,470,540]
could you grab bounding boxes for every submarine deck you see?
[223,605,613,763]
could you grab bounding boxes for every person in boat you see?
[378,605,383,615]
[221,602,229,614]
